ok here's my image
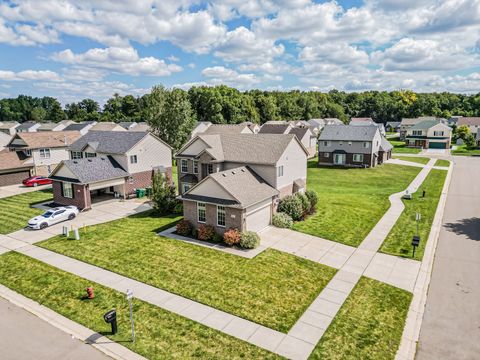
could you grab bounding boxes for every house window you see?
[207,164,214,174]
[71,151,82,159]
[217,206,226,227]
[363,142,370,148]
[324,152,330,157]
[353,154,364,162]
[277,165,284,177]
[197,202,206,223]
[182,183,191,193]
[323,141,330,147]
[62,182,73,198]
[130,155,138,164]
[39,148,51,159]
[433,131,444,136]
[181,159,188,173]
[85,152,96,158]
[193,160,198,174]
[25,149,32,156]
[412,130,422,136]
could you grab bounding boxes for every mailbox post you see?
[103,309,117,334]
[412,235,420,258]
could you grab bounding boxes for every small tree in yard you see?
[151,171,176,215]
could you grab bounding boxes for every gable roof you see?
[401,117,436,126]
[37,122,60,131]
[180,133,307,165]
[0,149,32,171]
[8,131,81,149]
[351,117,374,124]
[410,120,441,130]
[289,127,311,140]
[63,123,91,131]
[89,122,125,131]
[202,124,253,135]
[386,121,401,126]
[183,166,278,208]
[0,122,19,130]
[258,123,291,134]
[457,117,480,126]
[69,131,149,154]
[319,125,379,141]
[16,121,38,131]
[118,121,137,129]
[380,136,393,152]
[51,155,129,184]
[131,123,150,132]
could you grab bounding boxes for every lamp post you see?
[126,289,135,342]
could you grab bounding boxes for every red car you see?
[22,176,52,187]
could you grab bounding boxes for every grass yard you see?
[310,277,411,360]
[293,161,421,247]
[390,138,421,154]
[451,145,480,156]
[381,169,447,260]
[0,190,52,234]
[393,156,430,165]
[434,159,450,167]
[0,252,278,359]
[171,164,178,192]
[39,211,336,332]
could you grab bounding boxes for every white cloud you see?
[0,70,62,82]
[51,47,183,76]
[299,43,369,65]
[201,66,259,87]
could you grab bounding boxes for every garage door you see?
[246,205,271,232]
[0,170,31,186]
[429,142,447,149]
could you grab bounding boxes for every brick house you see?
[405,120,452,149]
[176,133,309,233]
[318,125,392,168]
[49,131,172,209]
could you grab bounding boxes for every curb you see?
[0,284,146,360]
[395,160,454,360]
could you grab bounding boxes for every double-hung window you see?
[71,151,82,159]
[433,131,444,136]
[193,160,198,174]
[217,206,226,227]
[363,142,370,148]
[197,202,206,223]
[182,183,191,193]
[62,182,73,198]
[353,154,364,162]
[130,155,138,164]
[412,130,422,136]
[85,152,96,158]
[181,159,188,173]
[39,148,51,159]
[277,165,284,177]
[207,164,214,174]
[323,141,330,147]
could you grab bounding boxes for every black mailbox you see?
[411,235,420,247]
[104,309,117,334]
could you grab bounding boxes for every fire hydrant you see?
[86,287,94,299]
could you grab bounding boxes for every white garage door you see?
[246,205,271,232]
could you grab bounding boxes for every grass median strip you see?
[309,277,412,360]
[434,159,450,167]
[38,211,336,332]
[0,190,52,234]
[393,156,430,165]
[294,161,421,247]
[0,252,278,359]
[380,169,447,260]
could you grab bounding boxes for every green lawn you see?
[293,161,421,247]
[451,145,480,156]
[393,156,430,165]
[310,277,411,360]
[39,211,336,332]
[434,159,450,167]
[0,252,278,359]
[171,164,178,192]
[0,190,53,234]
[381,169,447,260]
[390,138,421,154]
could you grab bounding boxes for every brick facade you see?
[53,181,91,209]
[124,167,172,195]
[0,169,31,186]
[183,200,244,234]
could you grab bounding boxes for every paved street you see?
[0,296,110,360]
[417,156,480,359]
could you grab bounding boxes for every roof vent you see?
[241,168,246,172]
[222,173,227,177]
[88,159,92,162]
[231,171,236,174]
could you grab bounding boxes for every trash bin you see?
[135,188,141,198]
[138,188,146,198]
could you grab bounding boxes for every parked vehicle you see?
[22,176,52,187]
[27,206,79,230]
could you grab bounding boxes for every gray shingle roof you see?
[37,122,58,130]
[410,120,440,130]
[56,156,129,183]
[69,131,148,154]
[288,127,310,140]
[17,122,37,130]
[184,166,278,208]
[258,123,291,134]
[380,136,393,151]
[319,125,378,141]
[64,123,91,131]
[202,124,252,135]
[118,121,137,129]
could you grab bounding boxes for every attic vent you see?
[222,173,227,177]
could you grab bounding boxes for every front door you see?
[334,153,346,165]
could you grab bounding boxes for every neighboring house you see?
[191,121,213,138]
[405,120,452,149]
[385,121,401,132]
[258,122,293,134]
[399,117,436,140]
[0,149,33,186]
[37,120,75,132]
[16,121,40,133]
[350,117,374,125]
[0,122,20,136]
[324,118,344,125]
[307,118,326,134]
[63,121,97,135]
[119,122,138,130]
[457,117,480,135]
[191,123,254,137]
[318,125,391,167]
[89,122,126,132]
[242,121,260,134]
[176,133,309,233]
[49,131,172,210]
[0,131,12,149]
[132,122,150,132]
[289,127,317,158]
[6,131,81,176]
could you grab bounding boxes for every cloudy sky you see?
[0,0,479,104]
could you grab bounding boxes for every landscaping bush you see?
[305,189,318,214]
[278,195,303,221]
[240,231,260,249]
[172,201,183,214]
[297,193,310,217]
[197,224,216,242]
[272,212,293,229]
[176,220,192,236]
[212,233,223,243]
[151,172,177,215]
[223,228,241,246]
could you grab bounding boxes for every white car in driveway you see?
[28,206,79,230]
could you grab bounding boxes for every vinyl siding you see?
[276,139,307,189]
[125,134,172,173]
[187,177,236,200]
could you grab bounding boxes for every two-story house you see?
[6,131,82,176]
[49,131,172,209]
[259,122,317,158]
[63,121,97,135]
[16,121,41,133]
[405,120,452,149]
[399,117,437,140]
[176,133,309,233]
[318,125,392,167]
[0,122,20,136]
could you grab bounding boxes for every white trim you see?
[181,159,188,173]
[217,205,226,227]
